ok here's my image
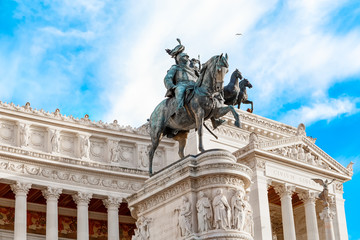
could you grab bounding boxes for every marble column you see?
[320,207,336,240]
[333,194,348,240]
[42,187,62,240]
[298,191,319,240]
[10,182,32,240]
[274,184,296,240]
[250,174,272,240]
[72,192,92,240]
[103,196,122,240]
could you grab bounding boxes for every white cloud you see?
[280,97,359,126]
[99,0,360,127]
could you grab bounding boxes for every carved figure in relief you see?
[110,141,121,162]
[138,146,148,167]
[280,147,287,157]
[243,195,254,236]
[287,147,292,158]
[19,123,30,147]
[298,147,306,161]
[291,146,298,159]
[306,152,316,165]
[196,191,212,232]
[176,196,192,237]
[212,189,231,230]
[132,216,151,240]
[50,129,60,153]
[231,190,246,230]
[80,135,90,158]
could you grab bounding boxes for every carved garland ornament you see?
[0,158,143,191]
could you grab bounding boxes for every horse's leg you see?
[237,102,241,109]
[173,131,188,158]
[191,106,205,153]
[242,100,253,112]
[148,123,165,176]
[213,105,241,128]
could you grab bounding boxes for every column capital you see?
[42,187,62,200]
[274,184,295,198]
[72,192,92,205]
[10,182,31,195]
[298,190,317,204]
[320,207,336,220]
[103,196,122,209]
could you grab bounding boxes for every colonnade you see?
[250,172,344,240]
[9,181,123,240]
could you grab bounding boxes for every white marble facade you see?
[0,101,353,239]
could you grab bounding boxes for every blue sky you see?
[1,0,360,238]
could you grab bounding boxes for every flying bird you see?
[235,33,242,36]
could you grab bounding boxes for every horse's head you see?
[214,53,229,92]
[233,68,243,80]
[198,53,229,93]
[240,78,253,89]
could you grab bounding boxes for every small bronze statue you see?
[312,178,335,206]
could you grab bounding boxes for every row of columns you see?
[274,184,320,240]
[9,181,122,240]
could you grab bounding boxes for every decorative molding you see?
[0,157,145,193]
[0,101,151,136]
[0,144,148,176]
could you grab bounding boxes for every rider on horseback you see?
[164,39,197,110]
[164,39,225,129]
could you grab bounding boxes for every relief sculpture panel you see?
[0,120,16,146]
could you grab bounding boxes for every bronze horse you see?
[236,78,253,112]
[148,54,240,175]
[224,68,243,105]
[223,69,253,112]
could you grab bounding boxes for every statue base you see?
[127,149,254,240]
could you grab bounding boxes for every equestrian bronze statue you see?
[148,40,241,175]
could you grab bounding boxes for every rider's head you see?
[176,52,190,66]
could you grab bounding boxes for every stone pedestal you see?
[128,149,253,240]
[320,207,336,240]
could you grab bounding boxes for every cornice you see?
[259,136,352,177]
[234,146,351,181]
[0,101,156,139]
[223,109,298,137]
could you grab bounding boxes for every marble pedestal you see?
[128,149,254,240]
